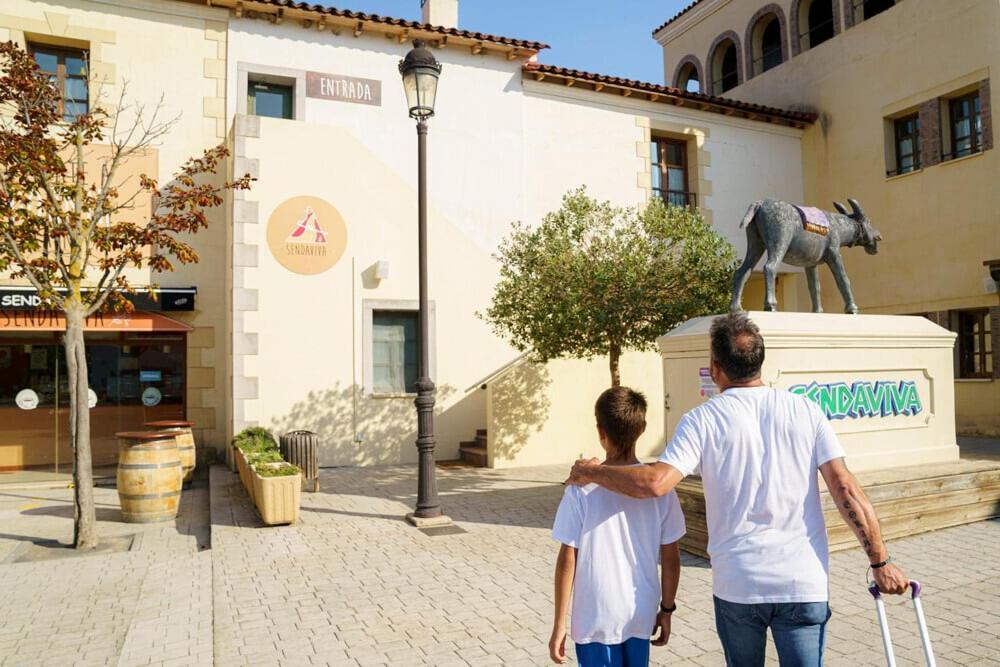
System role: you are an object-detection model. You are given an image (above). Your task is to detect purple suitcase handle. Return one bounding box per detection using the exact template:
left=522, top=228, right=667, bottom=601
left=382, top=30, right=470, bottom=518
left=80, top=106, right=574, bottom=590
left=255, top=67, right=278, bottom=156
left=868, top=580, right=921, bottom=599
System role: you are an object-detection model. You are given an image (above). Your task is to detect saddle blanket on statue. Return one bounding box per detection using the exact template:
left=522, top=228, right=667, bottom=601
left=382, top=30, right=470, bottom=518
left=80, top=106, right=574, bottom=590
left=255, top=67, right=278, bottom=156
left=795, top=205, right=830, bottom=236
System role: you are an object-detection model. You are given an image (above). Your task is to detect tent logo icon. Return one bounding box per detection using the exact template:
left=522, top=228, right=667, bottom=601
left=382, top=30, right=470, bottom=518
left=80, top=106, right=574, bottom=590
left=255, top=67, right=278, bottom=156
left=286, top=207, right=327, bottom=245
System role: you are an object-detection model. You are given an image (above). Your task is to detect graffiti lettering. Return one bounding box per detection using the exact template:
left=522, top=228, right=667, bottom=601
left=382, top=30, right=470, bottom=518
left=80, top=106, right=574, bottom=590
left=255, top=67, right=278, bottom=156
left=788, top=380, right=923, bottom=419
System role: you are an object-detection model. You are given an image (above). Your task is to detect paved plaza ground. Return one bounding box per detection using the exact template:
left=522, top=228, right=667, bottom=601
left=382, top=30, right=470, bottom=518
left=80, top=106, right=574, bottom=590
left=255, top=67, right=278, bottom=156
left=0, top=462, right=998, bottom=666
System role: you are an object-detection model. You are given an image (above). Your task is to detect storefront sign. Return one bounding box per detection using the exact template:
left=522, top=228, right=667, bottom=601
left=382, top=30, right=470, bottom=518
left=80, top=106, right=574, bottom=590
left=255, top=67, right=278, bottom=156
left=15, top=389, right=39, bottom=410
left=789, top=380, right=924, bottom=420
left=0, top=287, right=196, bottom=311
left=266, top=196, right=348, bottom=275
left=306, top=71, right=381, bottom=106
left=0, top=310, right=193, bottom=332
left=142, top=387, right=162, bottom=407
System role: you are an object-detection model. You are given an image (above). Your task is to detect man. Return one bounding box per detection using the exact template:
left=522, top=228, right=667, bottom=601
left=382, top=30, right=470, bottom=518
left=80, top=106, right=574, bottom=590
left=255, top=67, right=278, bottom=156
left=567, top=312, right=909, bottom=666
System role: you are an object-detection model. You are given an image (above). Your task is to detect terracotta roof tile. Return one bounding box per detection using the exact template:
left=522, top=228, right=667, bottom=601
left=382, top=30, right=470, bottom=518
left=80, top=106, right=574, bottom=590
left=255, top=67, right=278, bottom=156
left=522, top=62, right=816, bottom=126
left=216, top=0, right=549, bottom=51
left=653, top=0, right=706, bottom=36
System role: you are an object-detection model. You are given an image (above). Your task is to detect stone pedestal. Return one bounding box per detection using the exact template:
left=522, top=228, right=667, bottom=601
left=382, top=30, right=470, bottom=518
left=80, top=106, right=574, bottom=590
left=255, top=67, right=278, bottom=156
left=657, top=312, right=959, bottom=471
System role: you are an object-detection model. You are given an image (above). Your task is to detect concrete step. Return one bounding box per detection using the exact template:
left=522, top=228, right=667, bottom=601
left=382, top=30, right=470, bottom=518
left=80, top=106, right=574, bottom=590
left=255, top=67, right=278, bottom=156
left=459, top=443, right=487, bottom=467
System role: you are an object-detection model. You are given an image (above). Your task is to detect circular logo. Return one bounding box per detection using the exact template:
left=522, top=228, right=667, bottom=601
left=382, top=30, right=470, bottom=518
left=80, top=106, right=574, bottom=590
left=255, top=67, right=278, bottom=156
left=15, top=389, right=39, bottom=410
left=88, top=388, right=98, bottom=408
left=142, top=387, right=162, bottom=407
left=266, top=196, right=347, bottom=275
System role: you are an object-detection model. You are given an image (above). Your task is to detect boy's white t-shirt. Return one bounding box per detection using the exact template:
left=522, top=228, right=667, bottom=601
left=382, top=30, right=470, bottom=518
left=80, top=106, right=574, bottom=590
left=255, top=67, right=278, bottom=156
left=551, top=471, right=686, bottom=645
left=658, top=386, right=845, bottom=604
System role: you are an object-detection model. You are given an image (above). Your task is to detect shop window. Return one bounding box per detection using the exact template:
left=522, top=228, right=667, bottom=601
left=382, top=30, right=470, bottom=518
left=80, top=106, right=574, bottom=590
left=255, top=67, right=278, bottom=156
left=854, top=0, right=895, bottom=21
left=28, top=43, right=89, bottom=122
left=798, top=0, right=835, bottom=51
left=248, top=80, right=294, bottom=120
left=956, top=309, right=992, bottom=379
left=945, top=92, right=982, bottom=160
left=887, top=113, right=920, bottom=176
left=651, top=138, right=695, bottom=208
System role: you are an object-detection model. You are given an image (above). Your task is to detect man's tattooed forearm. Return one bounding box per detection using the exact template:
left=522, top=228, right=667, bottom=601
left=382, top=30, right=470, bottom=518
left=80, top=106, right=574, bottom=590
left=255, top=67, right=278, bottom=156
left=843, top=500, right=875, bottom=557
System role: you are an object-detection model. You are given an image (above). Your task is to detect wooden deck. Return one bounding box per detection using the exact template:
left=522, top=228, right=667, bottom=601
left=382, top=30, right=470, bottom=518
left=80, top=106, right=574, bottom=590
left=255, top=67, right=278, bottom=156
left=675, top=441, right=1000, bottom=559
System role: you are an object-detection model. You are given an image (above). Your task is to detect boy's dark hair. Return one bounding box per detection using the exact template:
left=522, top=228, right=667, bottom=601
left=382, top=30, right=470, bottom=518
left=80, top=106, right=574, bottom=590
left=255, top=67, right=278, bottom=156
left=594, top=386, right=647, bottom=457
left=710, top=312, right=765, bottom=382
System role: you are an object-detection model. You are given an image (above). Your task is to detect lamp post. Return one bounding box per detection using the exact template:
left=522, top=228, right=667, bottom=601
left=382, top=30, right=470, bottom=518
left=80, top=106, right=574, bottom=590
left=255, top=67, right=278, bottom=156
left=399, top=40, right=449, bottom=526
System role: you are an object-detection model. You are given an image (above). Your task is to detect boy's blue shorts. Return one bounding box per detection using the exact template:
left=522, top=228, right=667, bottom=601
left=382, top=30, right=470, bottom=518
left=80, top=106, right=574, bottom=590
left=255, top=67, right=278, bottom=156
left=575, top=637, right=650, bottom=667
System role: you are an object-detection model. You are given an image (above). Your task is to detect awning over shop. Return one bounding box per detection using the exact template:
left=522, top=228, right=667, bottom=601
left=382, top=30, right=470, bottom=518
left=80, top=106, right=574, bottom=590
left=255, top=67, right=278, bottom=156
left=0, top=310, right=193, bottom=332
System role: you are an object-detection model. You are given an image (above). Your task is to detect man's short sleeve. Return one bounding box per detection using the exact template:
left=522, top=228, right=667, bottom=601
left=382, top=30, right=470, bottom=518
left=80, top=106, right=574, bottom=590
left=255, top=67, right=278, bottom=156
left=659, top=491, right=686, bottom=545
left=551, top=486, right=584, bottom=548
left=813, top=402, right=846, bottom=467
left=658, top=411, right=705, bottom=478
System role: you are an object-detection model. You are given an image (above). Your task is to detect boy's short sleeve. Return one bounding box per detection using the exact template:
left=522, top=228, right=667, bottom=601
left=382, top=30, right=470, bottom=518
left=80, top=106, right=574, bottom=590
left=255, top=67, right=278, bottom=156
left=812, top=401, right=846, bottom=468
left=551, top=486, right=584, bottom=548
left=658, top=411, right=705, bottom=478
left=659, top=491, right=686, bottom=545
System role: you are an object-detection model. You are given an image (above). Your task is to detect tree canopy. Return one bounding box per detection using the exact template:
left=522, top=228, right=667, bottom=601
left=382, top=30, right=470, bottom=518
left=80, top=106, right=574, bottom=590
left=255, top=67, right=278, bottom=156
left=484, top=188, right=735, bottom=385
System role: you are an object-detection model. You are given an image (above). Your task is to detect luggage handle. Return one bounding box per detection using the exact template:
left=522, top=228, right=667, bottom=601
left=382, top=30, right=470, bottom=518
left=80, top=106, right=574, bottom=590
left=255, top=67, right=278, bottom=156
left=867, top=580, right=936, bottom=667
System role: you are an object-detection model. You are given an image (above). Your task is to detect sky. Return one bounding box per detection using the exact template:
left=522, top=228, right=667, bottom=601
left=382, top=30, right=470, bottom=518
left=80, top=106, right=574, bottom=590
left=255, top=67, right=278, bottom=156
left=321, top=1, right=692, bottom=83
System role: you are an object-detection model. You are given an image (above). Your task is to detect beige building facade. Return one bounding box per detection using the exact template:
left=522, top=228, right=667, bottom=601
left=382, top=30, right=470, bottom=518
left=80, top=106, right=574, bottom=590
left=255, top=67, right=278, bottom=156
left=656, top=0, right=1000, bottom=436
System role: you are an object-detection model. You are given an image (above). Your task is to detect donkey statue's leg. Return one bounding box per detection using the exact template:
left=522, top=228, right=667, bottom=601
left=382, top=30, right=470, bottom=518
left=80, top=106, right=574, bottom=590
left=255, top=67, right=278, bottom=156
left=826, top=251, right=859, bottom=314
left=729, top=226, right=766, bottom=312
left=805, top=265, right=823, bottom=313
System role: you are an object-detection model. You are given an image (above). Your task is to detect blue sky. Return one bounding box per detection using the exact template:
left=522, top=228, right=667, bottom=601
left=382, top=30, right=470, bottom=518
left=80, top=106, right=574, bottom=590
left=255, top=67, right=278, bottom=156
left=324, top=1, right=691, bottom=83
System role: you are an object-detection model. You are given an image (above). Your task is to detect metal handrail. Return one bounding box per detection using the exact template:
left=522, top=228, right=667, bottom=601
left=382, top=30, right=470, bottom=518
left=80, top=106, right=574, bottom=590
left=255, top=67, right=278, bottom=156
left=464, top=352, right=530, bottom=392
left=799, top=17, right=836, bottom=41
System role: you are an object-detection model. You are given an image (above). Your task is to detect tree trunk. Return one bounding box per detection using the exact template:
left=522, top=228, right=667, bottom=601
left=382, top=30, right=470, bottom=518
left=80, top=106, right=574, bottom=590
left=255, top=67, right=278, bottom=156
left=64, top=303, right=98, bottom=550
left=609, top=343, right=621, bottom=387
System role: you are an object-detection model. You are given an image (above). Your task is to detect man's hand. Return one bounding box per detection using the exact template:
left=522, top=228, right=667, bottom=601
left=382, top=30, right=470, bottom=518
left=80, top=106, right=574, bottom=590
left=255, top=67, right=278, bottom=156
left=566, top=457, right=600, bottom=486
left=651, top=611, right=672, bottom=647
left=873, top=562, right=909, bottom=595
left=548, top=626, right=568, bottom=664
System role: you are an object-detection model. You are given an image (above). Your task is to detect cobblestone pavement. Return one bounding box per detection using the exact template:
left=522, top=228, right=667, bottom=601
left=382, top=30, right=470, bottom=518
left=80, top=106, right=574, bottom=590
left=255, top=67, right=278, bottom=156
left=1, top=463, right=998, bottom=666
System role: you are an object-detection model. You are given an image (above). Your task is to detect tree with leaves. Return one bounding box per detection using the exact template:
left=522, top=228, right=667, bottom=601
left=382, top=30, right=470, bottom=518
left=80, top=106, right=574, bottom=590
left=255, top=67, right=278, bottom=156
left=485, top=188, right=735, bottom=386
left=0, top=42, right=252, bottom=549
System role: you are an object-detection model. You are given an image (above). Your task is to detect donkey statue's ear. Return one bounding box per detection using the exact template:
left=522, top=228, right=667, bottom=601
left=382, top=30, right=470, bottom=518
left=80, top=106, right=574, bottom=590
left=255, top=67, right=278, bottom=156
left=848, top=198, right=865, bottom=218
left=833, top=201, right=850, bottom=215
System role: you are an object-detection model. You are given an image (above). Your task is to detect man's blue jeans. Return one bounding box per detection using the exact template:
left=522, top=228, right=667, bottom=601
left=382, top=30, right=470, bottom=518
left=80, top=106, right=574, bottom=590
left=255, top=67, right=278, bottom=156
left=713, top=596, right=831, bottom=666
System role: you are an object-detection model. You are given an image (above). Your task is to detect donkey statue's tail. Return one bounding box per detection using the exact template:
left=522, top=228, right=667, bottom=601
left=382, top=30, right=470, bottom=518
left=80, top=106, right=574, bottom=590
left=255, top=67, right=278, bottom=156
left=739, top=200, right=763, bottom=229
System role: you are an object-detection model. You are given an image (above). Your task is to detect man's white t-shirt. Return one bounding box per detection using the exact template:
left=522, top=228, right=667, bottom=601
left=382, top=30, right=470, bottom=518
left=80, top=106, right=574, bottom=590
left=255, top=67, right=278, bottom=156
left=659, top=386, right=845, bottom=604
left=552, top=469, right=686, bottom=645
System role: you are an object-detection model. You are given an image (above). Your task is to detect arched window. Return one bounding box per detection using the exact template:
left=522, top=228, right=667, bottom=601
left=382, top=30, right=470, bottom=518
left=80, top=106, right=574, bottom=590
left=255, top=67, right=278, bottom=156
left=675, top=61, right=701, bottom=93
left=750, top=13, right=785, bottom=76
left=804, top=0, right=835, bottom=49
left=711, top=40, right=739, bottom=94
left=857, top=0, right=895, bottom=21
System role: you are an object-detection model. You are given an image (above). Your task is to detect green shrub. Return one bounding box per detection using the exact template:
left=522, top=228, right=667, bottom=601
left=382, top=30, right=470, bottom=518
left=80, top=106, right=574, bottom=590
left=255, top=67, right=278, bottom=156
left=254, top=462, right=301, bottom=478
left=234, top=426, right=278, bottom=453
left=247, top=450, right=284, bottom=465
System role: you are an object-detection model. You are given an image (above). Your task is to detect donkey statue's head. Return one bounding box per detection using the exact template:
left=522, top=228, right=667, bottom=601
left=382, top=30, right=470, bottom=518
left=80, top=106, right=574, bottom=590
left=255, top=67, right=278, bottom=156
left=834, top=198, right=883, bottom=255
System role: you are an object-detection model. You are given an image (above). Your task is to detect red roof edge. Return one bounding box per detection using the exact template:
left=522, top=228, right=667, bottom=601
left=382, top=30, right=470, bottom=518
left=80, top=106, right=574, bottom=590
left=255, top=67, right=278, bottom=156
left=522, top=63, right=817, bottom=126
left=652, top=0, right=706, bottom=37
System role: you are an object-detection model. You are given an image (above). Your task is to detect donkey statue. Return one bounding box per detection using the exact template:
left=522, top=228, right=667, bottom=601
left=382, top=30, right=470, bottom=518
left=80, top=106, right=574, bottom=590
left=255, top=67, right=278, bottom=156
left=729, top=198, right=882, bottom=314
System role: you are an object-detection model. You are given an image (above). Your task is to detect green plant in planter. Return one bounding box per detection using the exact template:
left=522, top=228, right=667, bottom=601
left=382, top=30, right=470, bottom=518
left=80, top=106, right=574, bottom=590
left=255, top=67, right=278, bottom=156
left=254, top=462, right=301, bottom=478
left=248, top=450, right=284, bottom=466
left=234, top=426, right=278, bottom=453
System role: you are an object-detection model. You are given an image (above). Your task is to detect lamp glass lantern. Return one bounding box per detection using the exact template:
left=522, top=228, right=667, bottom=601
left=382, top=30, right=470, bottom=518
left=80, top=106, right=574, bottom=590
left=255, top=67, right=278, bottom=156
left=399, top=39, right=442, bottom=119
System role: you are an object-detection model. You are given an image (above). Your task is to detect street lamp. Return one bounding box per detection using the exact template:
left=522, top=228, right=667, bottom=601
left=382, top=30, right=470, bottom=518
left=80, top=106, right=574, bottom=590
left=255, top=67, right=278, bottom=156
left=399, top=40, right=449, bottom=526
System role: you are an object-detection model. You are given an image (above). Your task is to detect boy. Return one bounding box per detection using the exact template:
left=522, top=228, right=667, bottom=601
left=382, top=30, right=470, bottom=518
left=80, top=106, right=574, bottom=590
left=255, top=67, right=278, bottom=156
left=549, top=386, right=685, bottom=666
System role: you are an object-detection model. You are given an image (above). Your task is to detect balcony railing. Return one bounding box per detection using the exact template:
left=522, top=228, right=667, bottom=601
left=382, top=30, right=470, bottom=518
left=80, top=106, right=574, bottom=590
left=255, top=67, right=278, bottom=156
left=655, top=189, right=697, bottom=208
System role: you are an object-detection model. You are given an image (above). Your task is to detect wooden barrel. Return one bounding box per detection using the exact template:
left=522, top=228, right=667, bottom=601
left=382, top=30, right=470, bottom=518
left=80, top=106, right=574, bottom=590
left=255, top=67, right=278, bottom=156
left=116, top=431, right=182, bottom=523
left=145, top=420, right=196, bottom=483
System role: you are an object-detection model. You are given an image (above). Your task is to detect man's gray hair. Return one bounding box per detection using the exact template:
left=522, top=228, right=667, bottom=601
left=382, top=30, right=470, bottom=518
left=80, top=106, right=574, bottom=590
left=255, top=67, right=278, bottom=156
left=710, top=313, right=765, bottom=382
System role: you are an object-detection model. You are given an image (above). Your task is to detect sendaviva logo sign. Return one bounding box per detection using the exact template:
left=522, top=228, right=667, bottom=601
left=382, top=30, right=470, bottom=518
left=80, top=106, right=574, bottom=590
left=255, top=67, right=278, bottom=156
left=789, top=380, right=924, bottom=420
left=266, top=196, right=347, bottom=275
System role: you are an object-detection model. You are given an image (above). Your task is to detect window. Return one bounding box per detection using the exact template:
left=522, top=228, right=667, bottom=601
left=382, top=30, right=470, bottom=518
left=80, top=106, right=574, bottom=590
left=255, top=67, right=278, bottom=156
left=676, top=62, right=701, bottom=93
left=29, top=44, right=89, bottom=121
left=854, top=0, right=895, bottom=21
left=752, top=16, right=783, bottom=75
left=957, top=309, right=992, bottom=379
left=890, top=114, right=920, bottom=175
left=947, top=92, right=982, bottom=160
left=802, top=0, right=835, bottom=50
left=651, top=138, right=695, bottom=207
left=372, top=311, right=419, bottom=393
left=712, top=41, right=739, bottom=94
left=248, top=80, right=293, bottom=119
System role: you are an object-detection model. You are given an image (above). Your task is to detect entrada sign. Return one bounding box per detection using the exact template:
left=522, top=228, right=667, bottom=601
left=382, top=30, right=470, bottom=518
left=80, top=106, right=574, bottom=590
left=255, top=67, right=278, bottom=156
left=789, top=380, right=923, bottom=419
left=306, top=71, right=381, bottom=106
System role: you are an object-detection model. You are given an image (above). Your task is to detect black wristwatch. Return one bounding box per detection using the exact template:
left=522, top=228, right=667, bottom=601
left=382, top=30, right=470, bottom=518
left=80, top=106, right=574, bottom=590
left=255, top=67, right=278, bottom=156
left=660, top=602, right=677, bottom=614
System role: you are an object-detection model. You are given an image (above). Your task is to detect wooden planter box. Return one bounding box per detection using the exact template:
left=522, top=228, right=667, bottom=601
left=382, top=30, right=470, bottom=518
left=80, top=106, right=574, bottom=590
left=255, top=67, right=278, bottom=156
left=250, top=468, right=301, bottom=525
